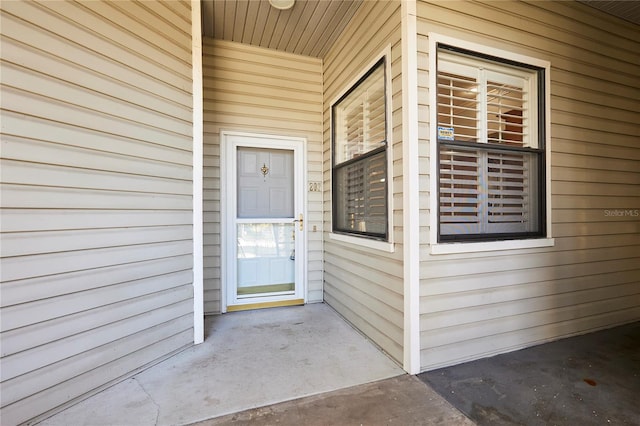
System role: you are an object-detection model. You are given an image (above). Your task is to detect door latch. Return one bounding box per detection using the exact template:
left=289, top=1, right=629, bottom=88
left=293, top=213, right=303, bottom=231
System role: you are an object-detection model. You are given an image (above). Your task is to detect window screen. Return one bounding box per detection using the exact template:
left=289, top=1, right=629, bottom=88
left=332, top=59, right=388, bottom=240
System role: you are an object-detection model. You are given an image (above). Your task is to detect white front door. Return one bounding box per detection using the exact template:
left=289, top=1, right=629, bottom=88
left=222, top=132, right=306, bottom=311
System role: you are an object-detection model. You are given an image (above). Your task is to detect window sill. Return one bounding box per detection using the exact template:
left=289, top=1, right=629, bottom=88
left=430, top=238, right=555, bottom=255
left=329, top=232, right=395, bottom=253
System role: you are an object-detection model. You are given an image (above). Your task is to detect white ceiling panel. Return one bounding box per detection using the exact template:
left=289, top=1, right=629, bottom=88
left=201, top=0, right=363, bottom=58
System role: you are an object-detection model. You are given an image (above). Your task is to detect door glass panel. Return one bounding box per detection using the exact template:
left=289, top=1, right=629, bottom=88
left=237, top=223, right=295, bottom=297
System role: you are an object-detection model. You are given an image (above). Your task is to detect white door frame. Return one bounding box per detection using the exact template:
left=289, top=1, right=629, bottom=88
left=221, top=130, right=307, bottom=312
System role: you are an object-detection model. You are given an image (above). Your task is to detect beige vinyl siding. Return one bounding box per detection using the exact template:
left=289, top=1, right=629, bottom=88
left=0, top=1, right=193, bottom=424
left=417, top=0, right=640, bottom=371
left=322, top=0, right=404, bottom=364
left=202, top=38, right=323, bottom=314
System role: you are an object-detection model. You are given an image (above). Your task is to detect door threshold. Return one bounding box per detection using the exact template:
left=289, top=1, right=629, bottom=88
left=227, top=299, right=304, bottom=312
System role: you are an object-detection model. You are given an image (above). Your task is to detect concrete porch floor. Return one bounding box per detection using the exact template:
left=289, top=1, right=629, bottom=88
left=39, top=303, right=449, bottom=425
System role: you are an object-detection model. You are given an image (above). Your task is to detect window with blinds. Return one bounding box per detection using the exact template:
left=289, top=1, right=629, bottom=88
left=437, top=46, right=545, bottom=241
left=332, top=58, right=388, bottom=239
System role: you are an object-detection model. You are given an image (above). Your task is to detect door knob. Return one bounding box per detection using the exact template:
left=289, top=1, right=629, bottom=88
left=292, top=214, right=303, bottom=231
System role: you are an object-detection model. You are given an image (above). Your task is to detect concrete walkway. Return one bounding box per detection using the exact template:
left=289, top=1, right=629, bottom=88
left=40, top=303, right=424, bottom=425
left=194, top=374, right=475, bottom=426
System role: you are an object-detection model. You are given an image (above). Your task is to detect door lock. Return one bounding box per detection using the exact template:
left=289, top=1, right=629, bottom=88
left=293, top=214, right=303, bottom=231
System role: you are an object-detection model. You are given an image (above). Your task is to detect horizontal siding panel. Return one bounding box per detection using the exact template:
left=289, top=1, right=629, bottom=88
left=421, top=247, right=637, bottom=280
left=552, top=152, right=639, bottom=173
left=0, top=209, right=191, bottom=233
left=203, top=79, right=321, bottom=103
left=324, top=284, right=403, bottom=363
left=552, top=109, right=639, bottom=137
left=551, top=68, right=639, bottom=107
left=206, top=90, right=320, bottom=114
left=420, top=308, right=640, bottom=370
left=551, top=81, right=639, bottom=114
left=204, top=55, right=321, bottom=84
left=136, top=0, right=192, bottom=37
left=1, top=225, right=192, bottom=258
left=421, top=270, right=639, bottom=314
left=552, top=96, right=640, bottom=127
left=2, top=1, right=190, bottom=90
left=0, top=184, right=192, bottom=210
left=40, top=1, right=191, bottom=75
left=552, top=222, right=639, bottom=237
left=0, top=159, right=191, bottom=196
left=422, top=259, right=639, bottom=297
left=205, top=39, right=321, bottom=72
left=204, top=101, right=320, bottom=124
left=552, top=166, right=640, bottom=185
left=204, top=114, right=322, bottom=134
left=1, top=240, right=192, bottom=283
left=324, top=253, right=403, bottom=313
left=553, top=181, right=639, bottom=196
left=2, top=135, right=191, bottom=181
left=204, top=66, right=320, bottom=93
left=78, top=1, right=191, bottom=62
left=1, top=15, right=190, bottom=106
left=1, top=322, right=192, bottom=425
left=2, top=87, right=191, bottom=151
left=552, top=194, right=640, bottom=209
left=1, top=256, right=192, bottom=307
left=421, top=283, right=640, bottom=333
left=1, top=112, right=192, bottom=166
left=1, top=271, right=193, bottom=337
left=1, top=38, right=191, bottom=122
left=1, top=297, right=192, bottom=382
left=553, top=139, right=640, bottom=161
left=2, top=63, right=191, bottom=136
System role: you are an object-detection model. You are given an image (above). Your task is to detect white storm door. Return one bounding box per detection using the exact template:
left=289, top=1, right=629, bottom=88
left=223, top=133, right=306, bottom=310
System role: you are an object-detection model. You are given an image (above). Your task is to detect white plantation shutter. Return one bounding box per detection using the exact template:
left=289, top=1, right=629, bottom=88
left=335, top=65, right=386, bottom=164
left=486, top=150, right=538, bottom=233
left=486, top=69, right=531, bottom=147
left=437, top=59, right=479, bottom=142
left=437, top=47, right=543, bottom=240
left=439, top=147, right=481, bottom=235
left=366, top=83, right=386, bottom=145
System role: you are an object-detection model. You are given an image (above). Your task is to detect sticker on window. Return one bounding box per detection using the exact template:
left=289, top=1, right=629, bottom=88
left=438, top=126, right=455, bottom=141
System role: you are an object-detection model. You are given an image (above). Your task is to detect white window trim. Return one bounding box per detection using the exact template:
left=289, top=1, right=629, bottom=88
left=329, top=232, right=394, bottom=252
left=428, top=33, right=554, bottom=255
left=329, top=45, right=394, bottom=251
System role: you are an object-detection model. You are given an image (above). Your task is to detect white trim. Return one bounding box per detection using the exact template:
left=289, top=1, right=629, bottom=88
left=329, top=232, right=394, bottom=253
left=428, top=32, right=553, bottom=251
left=329, top=45, right=394, bottom=248
left=191, top=0, right=204, bottom=345
left=431, top=238, right=555, bottom=255
left=221, top=130, right=307, bottom=310
left=401, top=0, right=420, bottom=375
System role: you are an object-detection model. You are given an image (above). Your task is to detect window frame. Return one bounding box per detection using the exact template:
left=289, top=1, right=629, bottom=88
left=331, top=54, right=391, bottom=242
left=429, top=33, right=554, bottom=254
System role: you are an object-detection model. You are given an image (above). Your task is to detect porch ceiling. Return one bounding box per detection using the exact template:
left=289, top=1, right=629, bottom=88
left=201, top=0, right=362, bottom=58
left=579, top=1, right=640, bottom=26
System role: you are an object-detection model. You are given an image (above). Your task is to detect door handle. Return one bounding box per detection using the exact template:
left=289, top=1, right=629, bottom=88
left=293, top=213, right=303, bottom=231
